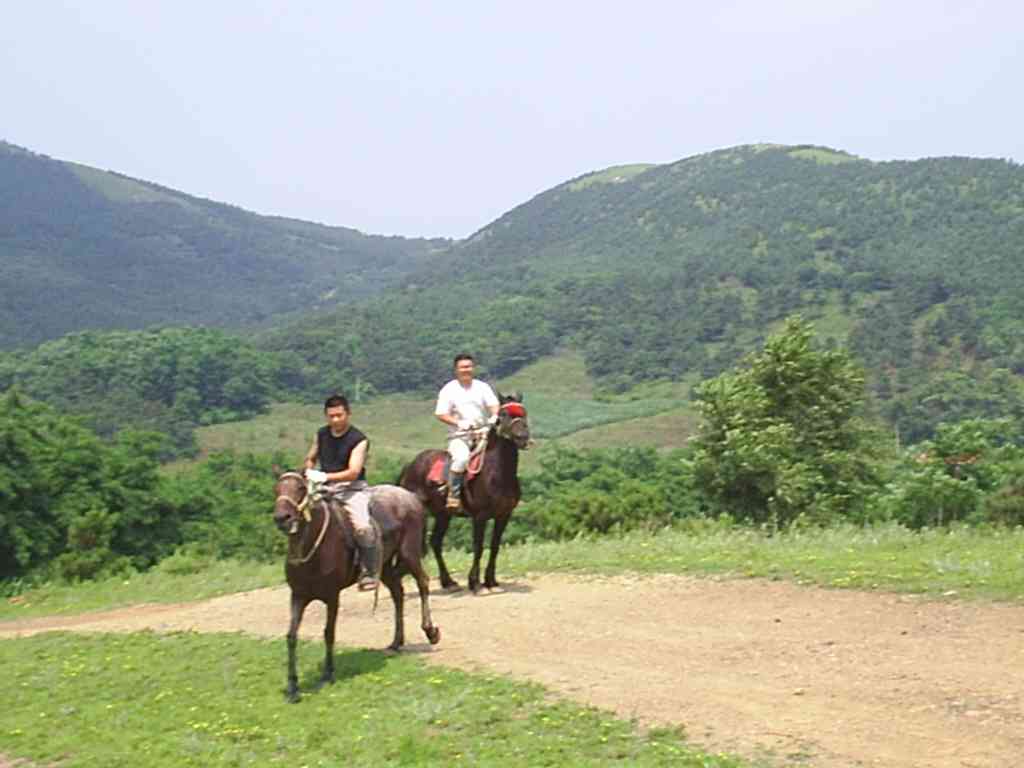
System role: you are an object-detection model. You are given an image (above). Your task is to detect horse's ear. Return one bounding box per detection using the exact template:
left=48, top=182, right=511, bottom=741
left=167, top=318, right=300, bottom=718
left=511, top=391, right=523, bottom=403
left=272, top=463, right=282, bottom=476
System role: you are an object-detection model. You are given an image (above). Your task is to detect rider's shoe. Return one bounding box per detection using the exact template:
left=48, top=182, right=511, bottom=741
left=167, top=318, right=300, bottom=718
left=356, top=534, right=379, bottom=591
left=445, top=472, right=464, bottom=511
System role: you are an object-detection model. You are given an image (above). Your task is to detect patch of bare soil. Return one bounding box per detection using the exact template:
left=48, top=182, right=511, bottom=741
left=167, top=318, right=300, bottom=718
left=3, top=574, right=1023, bottom=767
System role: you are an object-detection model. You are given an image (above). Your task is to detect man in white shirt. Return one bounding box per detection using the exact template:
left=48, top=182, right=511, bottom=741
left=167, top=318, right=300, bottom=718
left=434, top=354, right=500, bottom=510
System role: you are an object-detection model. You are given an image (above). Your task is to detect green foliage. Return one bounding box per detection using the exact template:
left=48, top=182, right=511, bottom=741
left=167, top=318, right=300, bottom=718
left=0, top=389, right=181, bottom=581
left=692, top=317, right=880, bottom=527
left=872, top=418, right=1024, bottom=529
left=510, top=445, right=700, bottom=543
left=882, top=369, right=1024, bottom=447
left=160, top=450, right=289, bottom=563
left=0, top=327, right=302, bottom=456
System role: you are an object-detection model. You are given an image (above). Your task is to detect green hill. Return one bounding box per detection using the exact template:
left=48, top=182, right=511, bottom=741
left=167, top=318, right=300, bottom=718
left=5, top=142, right=1024, bottom=447
left=261, top=144, right=1024, bottom=442
left=0, top=141, right=448, bottom=349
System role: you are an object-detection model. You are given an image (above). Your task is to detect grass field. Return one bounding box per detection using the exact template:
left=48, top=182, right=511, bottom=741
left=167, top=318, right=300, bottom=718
left=170, top=352, right=695, bottom=475
left=4, top=523, right=1022, bottom=623
left=0, top=631, right=745, bottom=768
left=5, top=523, right=1022, bottom=767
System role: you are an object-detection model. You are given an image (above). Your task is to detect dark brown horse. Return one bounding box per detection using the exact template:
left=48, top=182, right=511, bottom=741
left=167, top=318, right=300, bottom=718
left=272, top=472, right=441, bottom=702
left=398, top=393, right=529, bottom=593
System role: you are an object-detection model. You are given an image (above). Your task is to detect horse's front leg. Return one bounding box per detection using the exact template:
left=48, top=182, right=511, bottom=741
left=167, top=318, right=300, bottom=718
left=467, top=516, right=487, bottom=593
left=431, top=511, right=459, bottom=590
left=286, top=592, right=310, bottom=703
left=383, top=568, right=406, bottom=651
left=483, top=514, right=510, bottom=589
left=318, top=593, right=339, bottom=688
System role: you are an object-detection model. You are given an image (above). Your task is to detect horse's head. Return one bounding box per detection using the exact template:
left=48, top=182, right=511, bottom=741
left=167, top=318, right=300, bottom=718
left=273, top=470, right=310, bottom=536
left=495, top=392, right=530, bottom=450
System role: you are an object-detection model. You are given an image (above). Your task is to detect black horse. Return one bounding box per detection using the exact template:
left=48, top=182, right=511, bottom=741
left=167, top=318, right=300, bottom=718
left=398, top=393, right=529, bottom=593
left=272, top=472, right=441, bottom=702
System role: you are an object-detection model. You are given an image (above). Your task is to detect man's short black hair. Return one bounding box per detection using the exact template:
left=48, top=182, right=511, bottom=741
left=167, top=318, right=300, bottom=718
left=453, top=353, right=474, bottom=366
left=324, top=394, right=351, bottom=412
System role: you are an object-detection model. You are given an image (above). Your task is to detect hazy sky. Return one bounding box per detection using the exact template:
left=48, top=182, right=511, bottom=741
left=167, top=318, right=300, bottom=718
left=4, top=2, right=1022, bottom=238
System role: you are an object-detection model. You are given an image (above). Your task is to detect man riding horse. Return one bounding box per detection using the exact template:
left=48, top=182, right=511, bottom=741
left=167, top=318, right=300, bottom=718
left=303, top=393, right=378, bottom=591
left=434, top=354, right=500, bottom=511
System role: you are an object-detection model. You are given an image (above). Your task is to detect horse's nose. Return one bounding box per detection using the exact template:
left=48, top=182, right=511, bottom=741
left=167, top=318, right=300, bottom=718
left=272, top=506, right=292, bottom=531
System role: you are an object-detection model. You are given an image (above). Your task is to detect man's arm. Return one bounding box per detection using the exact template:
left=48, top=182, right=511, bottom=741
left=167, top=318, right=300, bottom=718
left=303, top=436, right=319, bottom=470
left=435, top=384, right=462, bottom=428
left=323, top=439, right=368, bottom=483
left=436, top=412, right=461, bottom=428
left=482, top=382, right=500, bottom=419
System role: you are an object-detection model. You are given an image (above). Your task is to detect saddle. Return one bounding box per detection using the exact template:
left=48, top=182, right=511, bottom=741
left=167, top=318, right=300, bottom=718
left=426, top=436, right=487, bottom=487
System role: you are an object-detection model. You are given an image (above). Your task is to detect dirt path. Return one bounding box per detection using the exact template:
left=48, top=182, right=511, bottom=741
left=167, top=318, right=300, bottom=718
left=3, top=573, right=1023, bottom=767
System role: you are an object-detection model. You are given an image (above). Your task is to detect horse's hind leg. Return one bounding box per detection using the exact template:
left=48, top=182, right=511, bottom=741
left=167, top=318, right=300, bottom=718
left=412, top=560, right=440, bottom=645
left=384, top=567, right=405, bottom=651
left=483, top=515, right=510, bottom=589
left=400, top=536, right=440, bottom=645
left=431, top=511, right=459, bottom=590
left=286, top=592, right=310, bottom=703
left=318, top=593, right=339, bottom=689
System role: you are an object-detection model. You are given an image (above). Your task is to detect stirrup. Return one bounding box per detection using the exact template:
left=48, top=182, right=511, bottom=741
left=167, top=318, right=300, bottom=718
left=445, top=493, right=462, bottom=511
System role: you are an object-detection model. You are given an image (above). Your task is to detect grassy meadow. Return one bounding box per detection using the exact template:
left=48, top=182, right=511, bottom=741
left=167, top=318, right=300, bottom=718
left=1, top=631, right=745, bottom=768
left=4, top=523, right=1022, bottom=624
left=3, top=525, right=1022, bottom=767
left=169, top=352, right=695, bottom=475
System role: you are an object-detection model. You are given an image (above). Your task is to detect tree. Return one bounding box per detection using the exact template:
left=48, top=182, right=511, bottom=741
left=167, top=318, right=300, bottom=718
left=692, top=316, right=879, bottom=528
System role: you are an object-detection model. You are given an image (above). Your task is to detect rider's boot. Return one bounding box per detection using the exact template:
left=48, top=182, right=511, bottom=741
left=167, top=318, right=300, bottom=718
left=445, top=471, right=464, bottom=511
left=355, top=529, right=380, bottom=591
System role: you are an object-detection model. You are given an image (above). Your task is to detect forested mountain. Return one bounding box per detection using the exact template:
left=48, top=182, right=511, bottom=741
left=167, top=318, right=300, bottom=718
left=5, top=142, right=1024, bottom=448
left=0, top=141, right=448, bottom=349
left=263, top=144, right=1024, bottom=443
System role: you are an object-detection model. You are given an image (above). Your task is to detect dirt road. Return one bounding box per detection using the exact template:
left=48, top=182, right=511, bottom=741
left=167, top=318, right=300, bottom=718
left=3, top=573, right=1022, bottom=767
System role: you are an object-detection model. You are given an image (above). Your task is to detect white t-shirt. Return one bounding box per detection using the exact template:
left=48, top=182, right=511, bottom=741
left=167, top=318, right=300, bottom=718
left=435, top=378, right=499, bottom=433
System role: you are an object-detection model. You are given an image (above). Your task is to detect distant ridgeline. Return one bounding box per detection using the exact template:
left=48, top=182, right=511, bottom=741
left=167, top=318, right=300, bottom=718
left=263, top=145, right=1024, bottom=443
left=0, top=141, right=448, bottom=349
left=4, top=141, right=1024, bottom=446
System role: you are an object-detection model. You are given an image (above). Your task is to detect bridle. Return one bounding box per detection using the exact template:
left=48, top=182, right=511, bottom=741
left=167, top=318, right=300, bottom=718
left=495, top=402, right=529, bottom=448
left=276, top=471, right=311, bottom=521
left=276, top=471, right=330, bottom=565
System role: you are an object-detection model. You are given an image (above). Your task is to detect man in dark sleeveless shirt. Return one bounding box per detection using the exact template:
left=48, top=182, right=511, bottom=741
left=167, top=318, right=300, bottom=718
left=303, top=393, right=378, bottom=590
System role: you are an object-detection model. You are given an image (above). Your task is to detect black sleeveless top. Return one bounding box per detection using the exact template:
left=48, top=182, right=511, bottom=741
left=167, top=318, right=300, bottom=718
left=316, top=425, right=368, bottom=479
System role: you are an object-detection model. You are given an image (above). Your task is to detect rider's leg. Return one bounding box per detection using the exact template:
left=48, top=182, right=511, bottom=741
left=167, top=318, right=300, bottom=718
left=345, top=490, right=379, bottom=591
left=446, top=438, right=471, bottom=510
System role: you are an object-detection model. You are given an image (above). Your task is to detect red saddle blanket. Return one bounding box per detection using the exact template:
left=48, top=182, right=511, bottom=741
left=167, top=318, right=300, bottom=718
left=426, top=450, right=485, bottom=485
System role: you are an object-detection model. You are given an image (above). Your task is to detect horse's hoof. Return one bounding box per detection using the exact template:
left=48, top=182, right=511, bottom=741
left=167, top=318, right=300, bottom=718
left=386, top=642, right=402, bottom=653
left=286, top=691, right=301, bottom=704
left=316, top=675, right=334, bottom=690
left=484, top=580, right=500, bottom=590
left=427, top=626, right=441, bottom=645
left=443, top=582, right=463, bottom=593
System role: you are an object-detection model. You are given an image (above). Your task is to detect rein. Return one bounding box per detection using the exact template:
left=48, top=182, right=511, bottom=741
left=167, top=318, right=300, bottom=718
left=288, top=502, right=331, bottom=565
left=277, top=472, right=330, bottom=565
